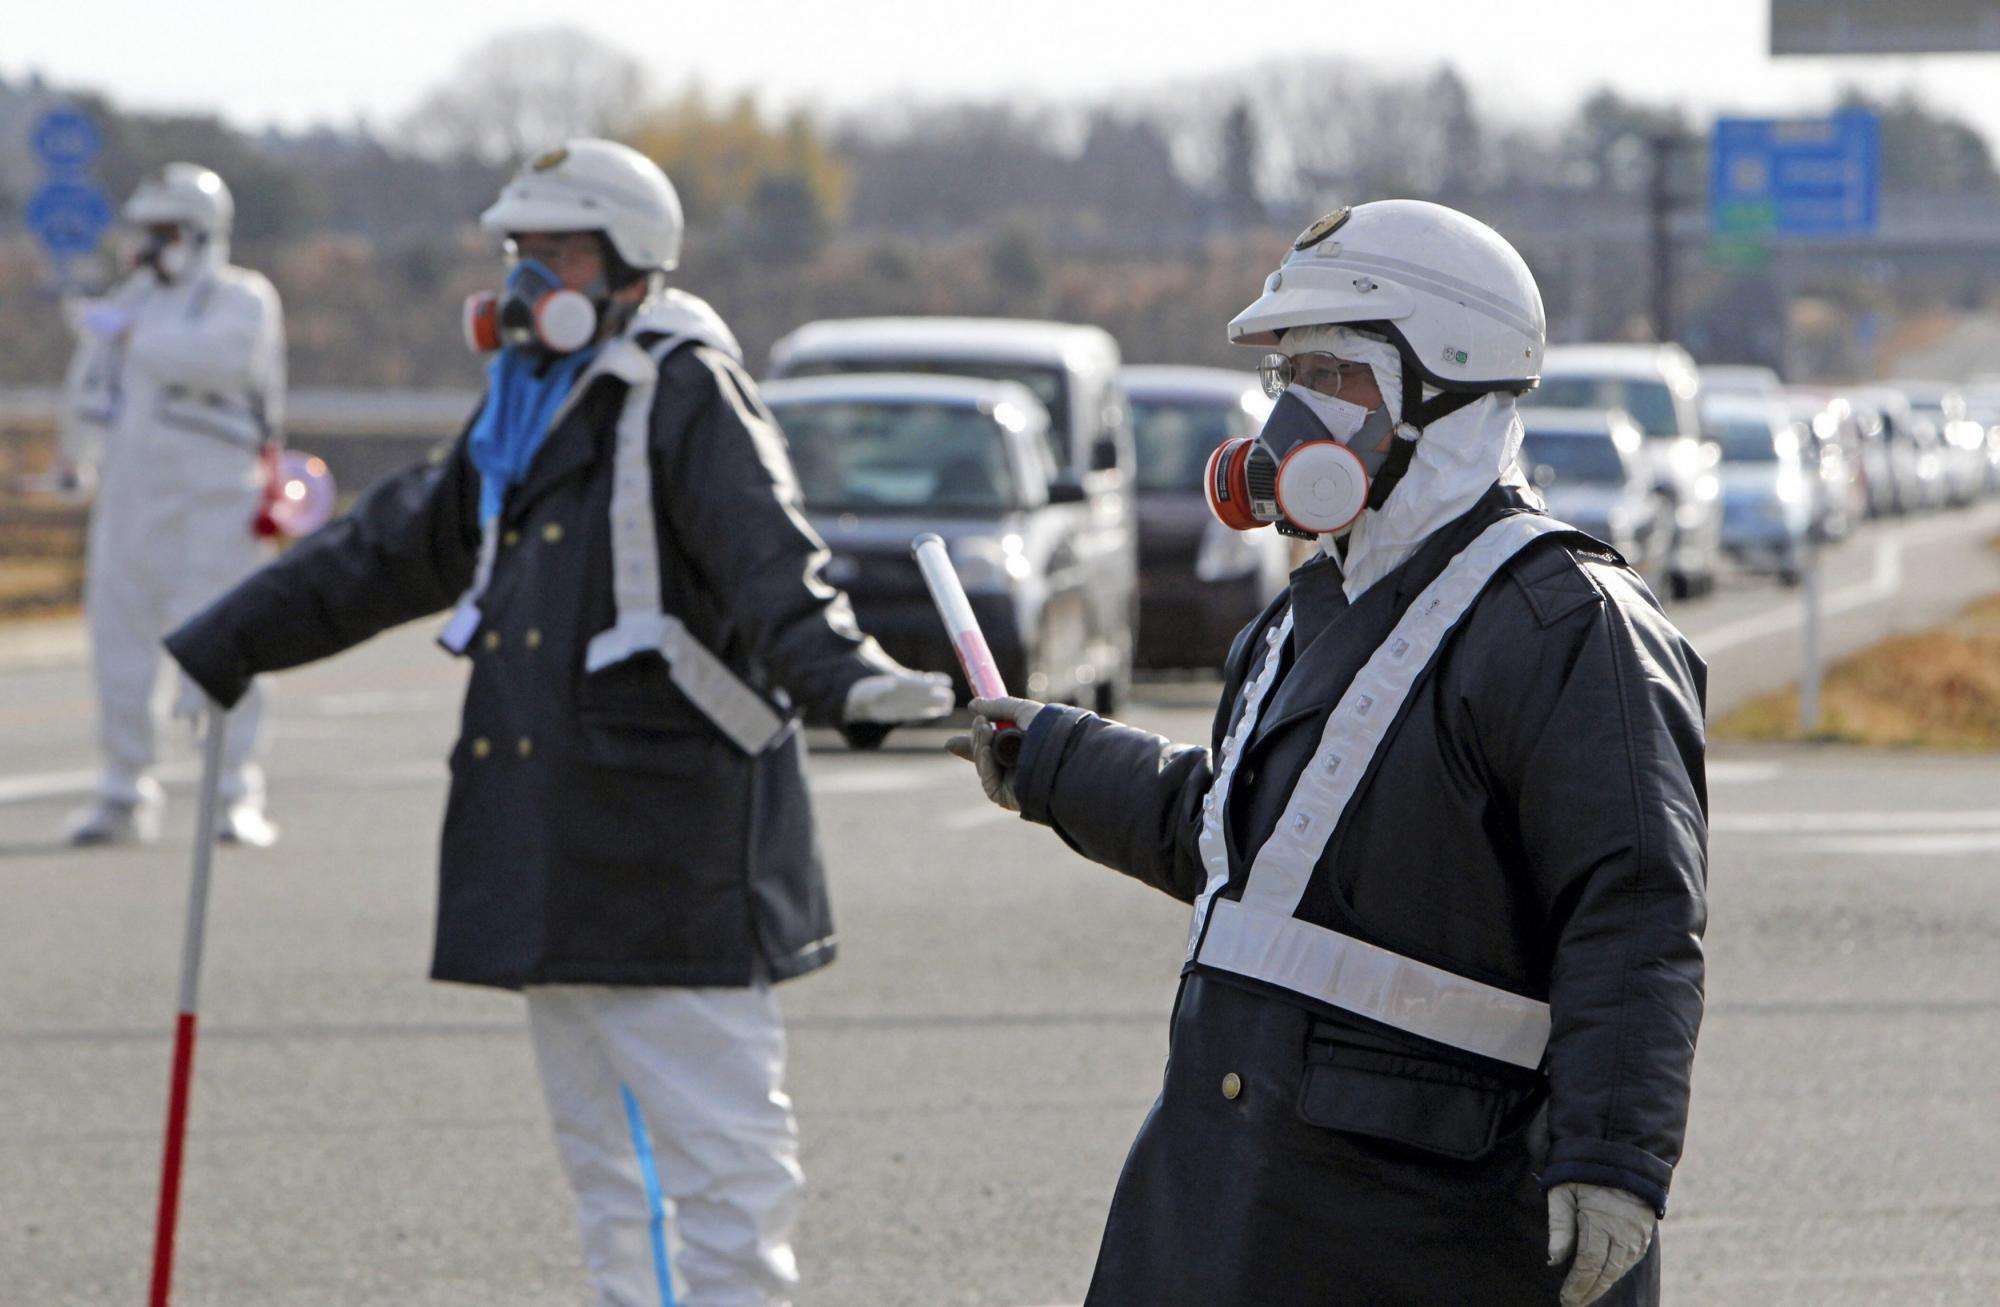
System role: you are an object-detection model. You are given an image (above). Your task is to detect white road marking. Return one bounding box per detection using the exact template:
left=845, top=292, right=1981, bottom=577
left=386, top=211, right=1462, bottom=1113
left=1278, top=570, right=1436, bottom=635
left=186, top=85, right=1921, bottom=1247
left=811, top=764, right=950, bottom=795
left=1707, top=761, right=1783, bottom=783
left=1714, top=809, right=2000, bottom=833
left=940, top=805, right=1015, bottom=830
left=302, top=688, right=459, bottom=716
left=1804, top=832, right=2000, bottom=857
left=1689, top=535, right=1902, bottom=655
left=0, top=761, right=197, bottom=806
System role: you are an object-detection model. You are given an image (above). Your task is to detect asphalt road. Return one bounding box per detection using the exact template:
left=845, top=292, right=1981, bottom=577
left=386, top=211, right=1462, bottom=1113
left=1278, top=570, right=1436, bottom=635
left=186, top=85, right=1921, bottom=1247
left=4, top=504, right=1999, bottom=1305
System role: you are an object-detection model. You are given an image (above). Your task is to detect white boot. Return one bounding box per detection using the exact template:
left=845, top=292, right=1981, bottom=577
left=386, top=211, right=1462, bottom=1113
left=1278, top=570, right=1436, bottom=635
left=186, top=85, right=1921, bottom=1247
left=66, top=778, right=165, bottom=846
left=217, top=800, right=279, bottom=848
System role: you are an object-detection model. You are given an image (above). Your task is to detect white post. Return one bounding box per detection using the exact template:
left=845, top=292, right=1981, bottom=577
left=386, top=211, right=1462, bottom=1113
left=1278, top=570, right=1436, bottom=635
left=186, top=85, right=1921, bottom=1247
left=1799, top=521, right=1823, bottom=736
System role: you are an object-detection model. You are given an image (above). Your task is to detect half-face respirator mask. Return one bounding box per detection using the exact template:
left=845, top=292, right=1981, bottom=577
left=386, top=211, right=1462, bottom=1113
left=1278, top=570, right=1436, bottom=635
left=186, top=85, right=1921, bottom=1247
left=1204, top=353, right=1402, bottom=539
left=132, top=225, right=197, bottom=282
left=463, top=256, right=602, bottom=356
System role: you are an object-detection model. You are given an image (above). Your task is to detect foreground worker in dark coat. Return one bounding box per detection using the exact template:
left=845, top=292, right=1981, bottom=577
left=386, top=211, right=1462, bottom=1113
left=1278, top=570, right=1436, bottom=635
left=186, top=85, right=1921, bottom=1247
left=951, top=201, right=1707, bottom=1306
left=167, top=140, right=951, bottom=1306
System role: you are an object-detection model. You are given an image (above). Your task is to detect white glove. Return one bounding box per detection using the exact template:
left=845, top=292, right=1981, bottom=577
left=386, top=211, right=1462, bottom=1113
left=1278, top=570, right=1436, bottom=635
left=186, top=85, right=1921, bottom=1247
left=843, top=670, right=954, bottom=725
left=172, top=674, right=215, bottom=725
left=1547, top=1183, right=1656, bottom=1307
left=944, top=695, right=1046, bottom=812
left=82, top=303, right=135, bottom=340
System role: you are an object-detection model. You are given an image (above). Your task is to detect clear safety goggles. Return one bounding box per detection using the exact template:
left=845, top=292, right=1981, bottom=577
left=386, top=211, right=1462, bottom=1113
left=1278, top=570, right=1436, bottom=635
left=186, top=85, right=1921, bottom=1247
left=1258, top=351, right=1374, bottom=402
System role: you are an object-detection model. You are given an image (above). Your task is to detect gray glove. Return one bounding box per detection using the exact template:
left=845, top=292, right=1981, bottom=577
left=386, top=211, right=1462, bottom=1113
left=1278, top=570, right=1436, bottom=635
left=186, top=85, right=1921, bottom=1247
left=844, top=670, right=954, bottom=725
left=943, top=695, right=1046, bottom=812
left=1548, top=1183, right=1656, bottom=1306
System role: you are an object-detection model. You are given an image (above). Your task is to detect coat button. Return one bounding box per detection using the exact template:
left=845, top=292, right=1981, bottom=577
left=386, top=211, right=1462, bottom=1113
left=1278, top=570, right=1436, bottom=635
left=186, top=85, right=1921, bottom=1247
left=482, top=630, right=501, bottom=651
left=516, top=737, right=533, bottom=759
left=501, top=529, right=520, bottom=547
left=470, top=737, right=491, bottom=760
left=524, top=627, right=542, bottom=649
left=1220, top=1072, right=1242, bottom=1101
left=542, top=522, right=564, bottom=543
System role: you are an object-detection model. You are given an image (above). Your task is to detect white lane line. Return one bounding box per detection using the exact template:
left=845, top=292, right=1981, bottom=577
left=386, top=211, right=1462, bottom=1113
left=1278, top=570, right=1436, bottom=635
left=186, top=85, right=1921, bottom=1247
left=1708, top=761, right=1783, bottom=783
left=940, top=805, right=1015, bottom=831
left=0, top=761, right=197, bottom=806
left=811, top=765, right=950, bottom=795
left=1804, top=832, right=2000, bottom=856
left=1714, top=809, right=2000, bottom=833
left=1688, top=536, right=1901, bottom=655
left=301, top=688, right=459, bottom=717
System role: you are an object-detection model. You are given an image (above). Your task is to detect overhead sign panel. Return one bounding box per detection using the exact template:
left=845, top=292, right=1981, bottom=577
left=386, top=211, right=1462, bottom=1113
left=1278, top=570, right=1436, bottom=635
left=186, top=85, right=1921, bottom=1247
left=1771, top=0, right=2000, bottom=55
left=1709, top=111, right=1881, bottom=239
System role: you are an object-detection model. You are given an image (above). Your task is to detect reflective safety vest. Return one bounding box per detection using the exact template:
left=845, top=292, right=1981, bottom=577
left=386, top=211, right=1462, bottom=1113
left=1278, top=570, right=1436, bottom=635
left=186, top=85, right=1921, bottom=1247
left=1188, top=513, right=1570, bottom=1070
left=439, top=326, right=789, bottom=758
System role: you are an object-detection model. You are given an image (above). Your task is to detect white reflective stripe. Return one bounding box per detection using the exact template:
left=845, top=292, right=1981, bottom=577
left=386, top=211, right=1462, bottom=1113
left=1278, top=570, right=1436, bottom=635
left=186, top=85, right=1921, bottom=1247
left=1237, top=514, right=1568, bottom=916
left=438, top=343, right=640, bottom=654
left=1187, top=608, right=1294, bottom=960
left=438, top=518, right=503, bottom=654
left=1200, top=898, right=1551, bottom=1068
left=581, top=333, right=789, bottom=757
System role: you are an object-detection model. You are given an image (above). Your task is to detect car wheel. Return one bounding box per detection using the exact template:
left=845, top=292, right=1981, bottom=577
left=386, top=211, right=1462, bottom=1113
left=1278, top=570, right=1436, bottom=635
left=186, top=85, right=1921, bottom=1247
left=1668, top=571, right=1693, bottom=601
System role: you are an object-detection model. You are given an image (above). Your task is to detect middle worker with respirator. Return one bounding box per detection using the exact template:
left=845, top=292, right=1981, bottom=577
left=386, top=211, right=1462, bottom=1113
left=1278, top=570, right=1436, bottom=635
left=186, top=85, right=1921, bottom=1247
left=165, top=139, right=953, bottom=1307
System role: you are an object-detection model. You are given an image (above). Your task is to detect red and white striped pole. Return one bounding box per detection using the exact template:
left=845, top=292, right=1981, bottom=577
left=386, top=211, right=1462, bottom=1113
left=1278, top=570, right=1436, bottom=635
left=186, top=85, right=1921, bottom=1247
left=148, top=704, right=228, bottom=1307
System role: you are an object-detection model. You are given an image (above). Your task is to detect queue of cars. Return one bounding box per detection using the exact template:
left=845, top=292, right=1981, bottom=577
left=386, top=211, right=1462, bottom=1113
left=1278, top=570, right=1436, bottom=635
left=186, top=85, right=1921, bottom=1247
left=753, top=315, right=1996, bottom=694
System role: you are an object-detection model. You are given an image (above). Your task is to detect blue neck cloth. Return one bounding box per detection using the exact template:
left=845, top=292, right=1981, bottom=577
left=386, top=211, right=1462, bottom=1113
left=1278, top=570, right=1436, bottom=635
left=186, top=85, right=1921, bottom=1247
left=468, top=345, right=600, bottom=522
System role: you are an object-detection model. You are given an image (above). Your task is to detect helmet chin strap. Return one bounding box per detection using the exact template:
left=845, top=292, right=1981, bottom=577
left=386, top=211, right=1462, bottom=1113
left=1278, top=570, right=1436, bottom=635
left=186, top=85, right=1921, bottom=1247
left=1364, top=350, right=1480, bottom=512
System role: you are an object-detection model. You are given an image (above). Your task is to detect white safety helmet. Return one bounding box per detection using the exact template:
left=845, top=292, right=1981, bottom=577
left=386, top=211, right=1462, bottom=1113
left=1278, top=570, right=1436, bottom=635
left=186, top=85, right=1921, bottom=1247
left=122, top=162, right=233, bottom=240
left=480, top=139, right=684, bottom=272
left=1229, top=199, right=1544, bottom=394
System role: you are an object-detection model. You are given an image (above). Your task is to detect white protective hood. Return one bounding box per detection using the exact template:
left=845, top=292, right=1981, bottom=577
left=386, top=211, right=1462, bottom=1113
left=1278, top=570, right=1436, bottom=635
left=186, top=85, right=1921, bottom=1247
left=1284, top=324, right=1527, bottom=600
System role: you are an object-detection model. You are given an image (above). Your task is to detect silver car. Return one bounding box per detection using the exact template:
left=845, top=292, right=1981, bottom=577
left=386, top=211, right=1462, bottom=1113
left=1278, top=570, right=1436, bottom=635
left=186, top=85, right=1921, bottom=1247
left=762, top=373, right=1111, bottom=708
left=1518, top=408, right=1662, bottom=570
left=1703, top=396, right=1814, bottom=585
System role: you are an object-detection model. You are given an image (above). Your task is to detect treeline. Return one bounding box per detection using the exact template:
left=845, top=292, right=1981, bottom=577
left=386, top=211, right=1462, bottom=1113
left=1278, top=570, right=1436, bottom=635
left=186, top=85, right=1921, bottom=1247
left=0, top=25, right=1995, bottom=387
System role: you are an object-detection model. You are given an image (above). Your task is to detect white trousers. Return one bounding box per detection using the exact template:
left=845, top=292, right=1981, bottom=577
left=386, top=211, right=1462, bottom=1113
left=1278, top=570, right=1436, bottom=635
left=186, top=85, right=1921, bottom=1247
left=84, top=466, right=268, bottom=806
left=526, top=985, right=802, bottom=1307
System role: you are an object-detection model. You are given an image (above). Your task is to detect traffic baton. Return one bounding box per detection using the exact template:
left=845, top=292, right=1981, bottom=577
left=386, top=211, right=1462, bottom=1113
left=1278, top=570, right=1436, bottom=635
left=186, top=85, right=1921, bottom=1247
left=912, top=533, right=1025, bottom=767
left=148, top=703, right=228, bottom=1307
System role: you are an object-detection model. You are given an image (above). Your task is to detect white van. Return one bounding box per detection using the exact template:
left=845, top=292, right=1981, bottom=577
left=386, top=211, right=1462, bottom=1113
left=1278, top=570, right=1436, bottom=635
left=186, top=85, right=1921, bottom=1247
left=768, top=317, right=1137, bottom=712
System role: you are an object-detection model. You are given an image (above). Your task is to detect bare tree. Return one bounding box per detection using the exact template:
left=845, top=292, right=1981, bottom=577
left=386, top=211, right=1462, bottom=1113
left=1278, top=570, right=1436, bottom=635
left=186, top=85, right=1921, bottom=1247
left=402, top=25, right=650, bottom=165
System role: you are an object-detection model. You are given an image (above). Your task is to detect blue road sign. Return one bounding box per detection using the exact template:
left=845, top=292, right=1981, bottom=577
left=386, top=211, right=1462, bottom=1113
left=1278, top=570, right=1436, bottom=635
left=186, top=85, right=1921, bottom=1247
left=26, top=179, right=115, bottom=256
left=30, top=105, right=103, bottom=174
left=1709, top=110, right=1881, bottom=238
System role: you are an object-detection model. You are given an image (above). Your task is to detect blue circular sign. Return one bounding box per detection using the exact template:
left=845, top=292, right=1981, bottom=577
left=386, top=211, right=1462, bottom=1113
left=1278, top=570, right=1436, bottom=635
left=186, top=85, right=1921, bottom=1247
left=26, top=179, right=115, bottom=256
left=31, top=106, right=103, bottom=173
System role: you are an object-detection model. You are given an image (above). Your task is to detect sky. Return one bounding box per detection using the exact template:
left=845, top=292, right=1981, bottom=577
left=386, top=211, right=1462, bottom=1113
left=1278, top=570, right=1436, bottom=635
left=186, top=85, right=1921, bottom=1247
left=7, top=0, right=2000, bottom=146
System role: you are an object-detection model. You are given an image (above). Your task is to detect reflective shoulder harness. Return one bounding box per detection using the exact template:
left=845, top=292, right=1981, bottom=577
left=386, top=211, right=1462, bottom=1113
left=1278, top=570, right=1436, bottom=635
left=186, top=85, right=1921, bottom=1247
left=440, top=329, right=788, bottom=758
left=1192, top=513, right=1570, bottom=1069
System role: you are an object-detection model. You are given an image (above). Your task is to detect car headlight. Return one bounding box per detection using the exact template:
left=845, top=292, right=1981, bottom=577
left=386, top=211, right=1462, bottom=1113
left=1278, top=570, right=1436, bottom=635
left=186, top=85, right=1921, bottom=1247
left=1196, top=522, right=1266, bottom=581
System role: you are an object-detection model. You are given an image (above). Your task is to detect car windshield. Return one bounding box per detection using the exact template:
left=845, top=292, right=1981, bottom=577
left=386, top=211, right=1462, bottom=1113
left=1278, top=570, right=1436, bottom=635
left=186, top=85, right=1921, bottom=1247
left=1521, top=432, right=1628, bottom=484
left=783, top=358, right=1070, bottom=465
left=771, top=400, right=1017, bottom=515
left=1708, top=416, right=1782, bottom=463
left=1529, top=376, right=1680, bottom=438
left=1130, top=397, right=1249, bottom=492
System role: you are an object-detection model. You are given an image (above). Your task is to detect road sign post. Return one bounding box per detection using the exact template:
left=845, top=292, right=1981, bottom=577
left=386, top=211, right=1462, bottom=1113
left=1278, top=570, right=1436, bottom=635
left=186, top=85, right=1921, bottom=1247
left=25, top=105, right=112, bottom=293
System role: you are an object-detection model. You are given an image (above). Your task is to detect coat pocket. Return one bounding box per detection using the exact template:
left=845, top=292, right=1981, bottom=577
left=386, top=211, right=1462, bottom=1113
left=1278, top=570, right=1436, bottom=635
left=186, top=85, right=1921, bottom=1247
left=1296, top=1033, right=1530, bottom=1162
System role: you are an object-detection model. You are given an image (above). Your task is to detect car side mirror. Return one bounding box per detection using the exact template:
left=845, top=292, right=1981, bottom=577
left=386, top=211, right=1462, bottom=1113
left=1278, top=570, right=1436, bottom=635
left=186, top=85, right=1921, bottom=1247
left=1047, top=476, right=1089, bottom=505
left=1089, top=436, right=1120, bottom=472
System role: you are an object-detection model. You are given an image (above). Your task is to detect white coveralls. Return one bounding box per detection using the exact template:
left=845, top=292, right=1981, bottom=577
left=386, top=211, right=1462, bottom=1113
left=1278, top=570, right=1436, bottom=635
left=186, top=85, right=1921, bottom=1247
left=60, top=247, right=284, bottom=812
left=528, top=986, right=802, bottom=1307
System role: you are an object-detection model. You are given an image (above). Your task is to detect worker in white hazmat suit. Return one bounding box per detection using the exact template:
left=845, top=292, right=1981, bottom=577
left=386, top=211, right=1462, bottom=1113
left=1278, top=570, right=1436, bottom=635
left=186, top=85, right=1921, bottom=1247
left=59, top=163, right=285, bottom=847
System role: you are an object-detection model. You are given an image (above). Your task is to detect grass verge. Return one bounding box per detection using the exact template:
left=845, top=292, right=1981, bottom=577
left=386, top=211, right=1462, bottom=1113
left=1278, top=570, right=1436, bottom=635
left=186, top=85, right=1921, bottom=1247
left=1713, top=594, right=2000, bottom=749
